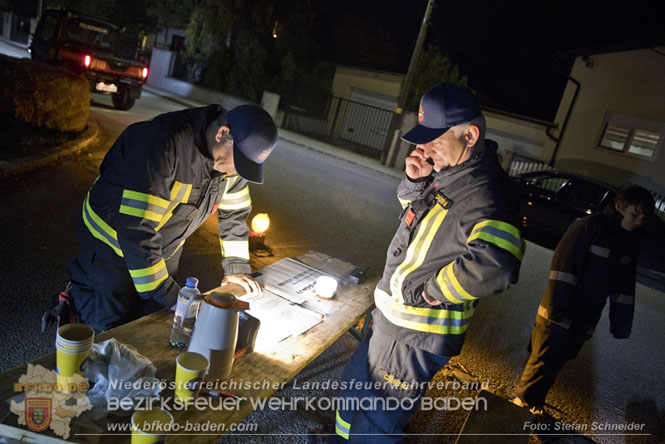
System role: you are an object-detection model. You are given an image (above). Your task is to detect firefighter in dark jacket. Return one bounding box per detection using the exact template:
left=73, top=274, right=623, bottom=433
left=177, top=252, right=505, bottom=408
left=68, top=104, right=278, bottom=332
left=324, top=84, right=523, bottom=443
left=512, top=186, right=655, bottom=415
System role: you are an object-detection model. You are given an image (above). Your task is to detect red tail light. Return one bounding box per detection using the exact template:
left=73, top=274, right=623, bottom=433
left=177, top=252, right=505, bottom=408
left=83, top=55, right=91, bottom=68
left=141, top=67, right=149, bottom=79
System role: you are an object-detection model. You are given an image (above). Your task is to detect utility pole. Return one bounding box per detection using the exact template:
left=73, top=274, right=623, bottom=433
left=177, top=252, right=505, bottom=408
left=381, top=0, right=436, bottom=166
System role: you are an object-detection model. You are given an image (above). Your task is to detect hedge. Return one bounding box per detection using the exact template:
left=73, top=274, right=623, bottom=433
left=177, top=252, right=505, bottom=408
left=0, top=54, right=89, bottom=132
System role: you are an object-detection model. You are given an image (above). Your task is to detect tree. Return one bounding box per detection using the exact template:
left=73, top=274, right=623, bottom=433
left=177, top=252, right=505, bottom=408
left=146, top=0, right=196, bottom=30
left=183, top=0, right=315, bottom=102
left=406, top=45, right=469, bottom=110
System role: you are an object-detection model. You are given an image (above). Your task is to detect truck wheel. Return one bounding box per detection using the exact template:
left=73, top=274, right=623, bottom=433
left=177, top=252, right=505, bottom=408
left=112, top=87, right=135, bottom=110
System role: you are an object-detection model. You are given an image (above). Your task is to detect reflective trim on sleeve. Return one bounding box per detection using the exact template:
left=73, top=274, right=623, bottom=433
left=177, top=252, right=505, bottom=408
left=390, top=206, right=448, bottom=303
left=613, top=294, right=635, bottom=304
left=375, top=288, right=475, bottom=334
left=435, top=261, right=475, bottom=304
left=468, top=220, right=524, bottom=261
left=156, top=181, right=193, bottom=231
left=82, top=191, right=123, bottom=257
left=119, top=189, right=169, bottom=222
left=128, top=259, right=169, bottom=293
left=549, top=270, right=578, bottom=285
left=397, top=196, right=411, bottom=209
left=219, top=186, right=251, bottom=211
left=590, top=245, right=611, bottom=258
left=220, top=240, right=249, bottom=261
left=537, top=304, right=571, bottom=329
left=335, top=411, right=350, bottom=440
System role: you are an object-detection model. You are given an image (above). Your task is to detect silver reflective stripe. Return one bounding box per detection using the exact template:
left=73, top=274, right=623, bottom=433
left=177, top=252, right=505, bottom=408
left=614, top=294, right=635, bottom=304
left=590, top=245, right=611, bottom=258
left=537, top=304, right=549, bottom=319
left=620, top=255, right=631, bottom=265
left=537, top=304, right=571, bottom=329
left=550, top=270, right=578, bottom=285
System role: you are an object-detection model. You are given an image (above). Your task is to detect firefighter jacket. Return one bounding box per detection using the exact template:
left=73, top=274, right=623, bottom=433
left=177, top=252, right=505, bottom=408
left=81, top=105, right=252, bottom=308
left=373, top=141, right=524, bottom=357
left=536, top=207, right=640, bottom=339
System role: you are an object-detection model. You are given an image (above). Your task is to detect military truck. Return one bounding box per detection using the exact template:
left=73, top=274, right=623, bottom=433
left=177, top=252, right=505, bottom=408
left=29, top=9, right=149, bottom=110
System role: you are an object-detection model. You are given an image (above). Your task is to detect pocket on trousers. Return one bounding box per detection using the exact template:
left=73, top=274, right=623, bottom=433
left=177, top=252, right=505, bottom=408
left=368, top=336, right=420, bottom=399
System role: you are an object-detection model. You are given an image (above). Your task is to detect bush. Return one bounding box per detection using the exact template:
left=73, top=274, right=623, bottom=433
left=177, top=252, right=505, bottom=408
left=0, top=54, right=89, bottom=132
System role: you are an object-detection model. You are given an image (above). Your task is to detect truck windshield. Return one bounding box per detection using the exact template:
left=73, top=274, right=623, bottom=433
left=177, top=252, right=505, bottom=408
left=64, top=17, right=118, bottom=50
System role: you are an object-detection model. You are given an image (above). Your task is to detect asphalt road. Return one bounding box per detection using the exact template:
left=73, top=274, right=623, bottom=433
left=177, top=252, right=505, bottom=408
left=0, top=46, right=663, bottom=442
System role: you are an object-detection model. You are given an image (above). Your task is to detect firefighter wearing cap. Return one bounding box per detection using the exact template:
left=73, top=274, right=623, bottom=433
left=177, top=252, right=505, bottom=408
left=68, top=104, right=277, bottom=332
left=328, top=84, right=523, bottom=443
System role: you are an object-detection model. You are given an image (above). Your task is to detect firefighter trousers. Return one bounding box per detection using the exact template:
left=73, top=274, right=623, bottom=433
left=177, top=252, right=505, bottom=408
left=68, top=220, right=181, bottom=332
left=331, top=325, right=451, bottom=443
left=514, top=318, right=587, bottom=409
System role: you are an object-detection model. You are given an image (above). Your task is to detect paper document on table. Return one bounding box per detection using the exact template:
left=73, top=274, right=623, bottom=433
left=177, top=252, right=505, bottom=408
left=255, top=257, right=330, bottom=305
left=242, top=289, right=323, bottom=348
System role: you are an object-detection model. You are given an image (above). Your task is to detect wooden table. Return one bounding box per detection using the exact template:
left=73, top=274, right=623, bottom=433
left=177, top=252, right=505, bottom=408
left=0, top=251, right=377, bottom=443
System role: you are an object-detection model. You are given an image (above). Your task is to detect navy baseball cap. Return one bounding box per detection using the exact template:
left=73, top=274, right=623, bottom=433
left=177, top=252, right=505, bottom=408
left=227, top=105, right=278, bottom=184
left=402, top=83, right=481, bottom=145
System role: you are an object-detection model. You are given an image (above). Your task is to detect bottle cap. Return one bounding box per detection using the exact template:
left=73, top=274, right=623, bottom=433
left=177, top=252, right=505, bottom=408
left=185, top=277, right=199, bottom=288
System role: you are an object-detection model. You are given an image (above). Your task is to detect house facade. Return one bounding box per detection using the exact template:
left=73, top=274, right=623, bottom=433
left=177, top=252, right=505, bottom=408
left=551, top=46, right=665, bottom=193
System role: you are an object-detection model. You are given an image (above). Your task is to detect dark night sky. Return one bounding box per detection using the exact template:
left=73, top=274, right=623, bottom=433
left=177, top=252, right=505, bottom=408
left=312, top=0, right=665, bottom=121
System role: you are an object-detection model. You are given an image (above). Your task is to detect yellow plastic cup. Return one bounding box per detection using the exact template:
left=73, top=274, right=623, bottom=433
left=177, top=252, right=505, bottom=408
left=174, top=352, right=208, bottom=404
left=55, top=324, right=94, bottom=378
left=131, top=408, right=174, bottom=444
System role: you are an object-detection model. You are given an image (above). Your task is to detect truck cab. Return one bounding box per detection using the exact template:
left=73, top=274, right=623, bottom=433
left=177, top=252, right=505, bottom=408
left=29, top=9, right=149, bottom=110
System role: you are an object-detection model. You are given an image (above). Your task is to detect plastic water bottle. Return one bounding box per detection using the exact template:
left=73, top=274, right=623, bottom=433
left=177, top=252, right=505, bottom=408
left=169, top=277, right=200, bottom=347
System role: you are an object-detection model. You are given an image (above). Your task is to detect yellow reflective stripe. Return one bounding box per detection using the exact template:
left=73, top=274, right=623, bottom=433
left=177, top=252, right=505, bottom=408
left=374, top=288, right=474, bottom=334
left=155, top=181, right=192, bottom=231
left=118, top=205, right=163, bottom=222
left=122, top=190, right=170, bottom=208
left=223, top=187, right=250, bottom=200
left=129, top=259, right=166, bottom=278
left=219, top=186, right=252, bottom=210
left=335, top=411, right=350, bottom=440
left=82, top=192, right=124, bottom=257
left=166, top=239, right=186, bottom=260
left=398, top=196, right=411, bottom=209
left=128, top=259, right=169, bottom=292
left=446, top=263, right=475, bottom=300
left=391, top=206, right=447, bottom=302
left=220, top=240, right=249, bottom=260
left=219, top=200, right=251, bottom=211
left=468, top=220, right=523, bottom=260
left=435, top=262, right=464, bottom=304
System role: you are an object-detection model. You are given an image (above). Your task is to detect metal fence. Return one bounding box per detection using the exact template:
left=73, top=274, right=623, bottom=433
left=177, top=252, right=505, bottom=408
left=283, top=96, right=393, bottom=159
left=507, top=154, right=553, bottom=176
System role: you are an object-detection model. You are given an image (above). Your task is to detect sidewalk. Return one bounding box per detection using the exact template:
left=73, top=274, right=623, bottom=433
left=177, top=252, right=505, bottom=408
left=0, top=118, right=100, bottom=179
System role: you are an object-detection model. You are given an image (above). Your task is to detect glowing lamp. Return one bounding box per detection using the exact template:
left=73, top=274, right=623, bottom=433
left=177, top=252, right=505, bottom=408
left=83, top=55, right=91, bottom=68
left=141, top=67, right=149, bottom=79
left=315, top=276, right=338, bottom=299
left=251, top=213, right=270, bottom=234
left=249, top=213, right=270, bottom=248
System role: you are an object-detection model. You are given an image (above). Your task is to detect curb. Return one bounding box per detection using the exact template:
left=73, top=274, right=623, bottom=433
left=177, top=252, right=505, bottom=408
left=0, top=117, right=100, bottom=180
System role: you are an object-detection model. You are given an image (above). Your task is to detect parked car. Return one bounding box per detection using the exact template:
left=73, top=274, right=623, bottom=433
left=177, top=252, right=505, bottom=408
left=512, top=170, right=665, bottom=290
